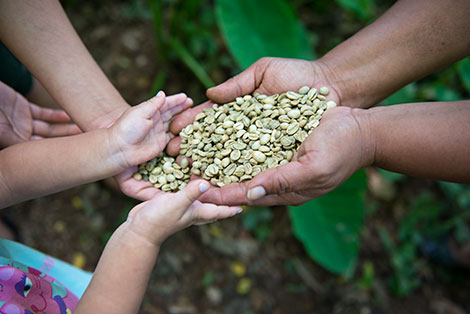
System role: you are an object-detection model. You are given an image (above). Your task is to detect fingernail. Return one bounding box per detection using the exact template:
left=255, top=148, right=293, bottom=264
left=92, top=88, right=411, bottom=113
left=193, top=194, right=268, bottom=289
left=236, top=208, right=243, bottom=214
left=247, top=186, right=266, bottom=201
left=199, top=182, right=209, bottom=193
left=156, top=90, right=163, bottom=97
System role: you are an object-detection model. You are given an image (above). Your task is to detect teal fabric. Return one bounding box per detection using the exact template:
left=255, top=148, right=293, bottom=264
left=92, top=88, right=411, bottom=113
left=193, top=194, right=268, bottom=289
left=0, top=238, right=92, bottom=298
left=0, top=41, right=33, bottom=96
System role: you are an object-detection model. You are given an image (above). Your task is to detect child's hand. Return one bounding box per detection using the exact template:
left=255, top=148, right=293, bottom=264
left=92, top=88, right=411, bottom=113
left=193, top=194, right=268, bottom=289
left=125, top=180, right=243, bottom=245
left=108, top=91, right=192, bottom=170
left=0, top=82, right=81, bottom=148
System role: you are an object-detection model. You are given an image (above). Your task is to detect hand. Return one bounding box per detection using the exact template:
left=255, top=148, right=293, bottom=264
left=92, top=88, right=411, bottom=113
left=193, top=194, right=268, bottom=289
left=166, top=57, right=341, bottom=155
left=0, top=83, right=81, bottom=148
left=125, top=180, right=242, bottom=245
left=198, top=106, right=375, bottom=206
left=111, top=92, right=193, bottom=200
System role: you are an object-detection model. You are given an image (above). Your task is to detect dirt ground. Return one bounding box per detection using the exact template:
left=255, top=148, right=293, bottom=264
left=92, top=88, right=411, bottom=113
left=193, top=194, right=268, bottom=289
left=4, top=2, right=470, bottom=314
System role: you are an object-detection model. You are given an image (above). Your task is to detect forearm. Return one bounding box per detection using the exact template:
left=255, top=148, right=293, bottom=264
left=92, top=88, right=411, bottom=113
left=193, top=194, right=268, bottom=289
left=0, top=0, right=129, bottom=130
left=360, top=101, right=470, bottom=182
left=0, top=130, right=123, bottom=208
left=319, top=0, right=470, bottom=108
left=74, top=221, right=159, bottom=314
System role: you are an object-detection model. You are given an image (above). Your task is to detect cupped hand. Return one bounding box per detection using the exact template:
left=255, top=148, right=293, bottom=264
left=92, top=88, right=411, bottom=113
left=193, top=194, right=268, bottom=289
left=0, top=83, right=81, bottom=148
left=198, top=106, right=375, bottom=206
left=166, top=57, right=341, bottom=156
left=125, top=180, right=242, bottom=246
left=111, top=91, right=193, bottom=200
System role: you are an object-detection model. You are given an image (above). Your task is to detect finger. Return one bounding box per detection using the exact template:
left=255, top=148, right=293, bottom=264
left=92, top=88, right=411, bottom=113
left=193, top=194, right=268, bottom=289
left=243, top=191, right=311, bottom=207
left=172, top=179, right=210, bottom=209
left=160, top=98, right=194, bottom=122
left=198, top=182, right=250, bottom=205
left=169, top=101, right=213, bottom=135
left=166, top=136, right=182, bottom=156
left=160, top=93, right=189, bottom=112
left=190, top=202, right=242, bottom=223
left=199, top=161, right=308, bottom=206
left=30, top=103, right=72, bottom=123
left=244, top=161, right=308, bottom=202
left=32, top=120, right=82, bottom=138
left=133, top=91, right=166, bottom=119
left=206, top=59, right=262, bottom=103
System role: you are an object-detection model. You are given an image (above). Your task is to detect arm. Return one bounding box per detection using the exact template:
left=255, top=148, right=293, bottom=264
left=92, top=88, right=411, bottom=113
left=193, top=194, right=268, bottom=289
left=0, top=92, right=191, bottom=208
left=321, top=0, right=470, bottom=108
left=363, top=101, right=470, bottom=181
left=73, top=180, right=242, bottom=313
left=167, top=0, right=470, bottom=154
left=0, top=0, right=129, bottom=131
left=0, top=128, right=121, bottom=208
left=199, top=101, right=470, bottom=206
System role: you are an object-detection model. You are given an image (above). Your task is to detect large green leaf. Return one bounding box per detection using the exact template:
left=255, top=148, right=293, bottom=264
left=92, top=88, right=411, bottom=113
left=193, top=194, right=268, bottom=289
left=288, top=170, right=367, bottom=276
left=380, top=83, right=418, bottom=106
left=215, top=0, right=314, bottom=69
left=456, top=57, right=470, bottom=94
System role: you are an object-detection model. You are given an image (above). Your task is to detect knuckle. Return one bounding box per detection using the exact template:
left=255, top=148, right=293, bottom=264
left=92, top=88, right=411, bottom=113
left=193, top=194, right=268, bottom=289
left=273, top=171, right=294, bottom=194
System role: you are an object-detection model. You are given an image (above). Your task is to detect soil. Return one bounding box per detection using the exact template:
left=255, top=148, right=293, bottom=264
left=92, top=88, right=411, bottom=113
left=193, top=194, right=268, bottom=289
left=3, top=1, right=469, bottom=313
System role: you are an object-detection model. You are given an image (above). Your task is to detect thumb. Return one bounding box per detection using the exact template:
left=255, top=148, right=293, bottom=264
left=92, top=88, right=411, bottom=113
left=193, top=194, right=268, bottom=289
left=246, top=161, right=306, bottom=201
left=172, top=179, right=210, bottom=209
left=206, top=61, right=260, bottom=104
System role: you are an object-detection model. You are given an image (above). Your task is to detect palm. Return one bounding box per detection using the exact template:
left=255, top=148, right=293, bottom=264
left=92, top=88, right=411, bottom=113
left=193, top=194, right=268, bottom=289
left=0, top=91, right=80, bottom=148
left=114, top=93, right=193, bottom=200
left=0, top=96, right=33, bottom=147
left=198, top=107, right=365, bottom=206
left=207, top=57, right=341, bottom=105
left=167, top=57, right=341, bottom=156
left=289, top=107, right=365, bottom=199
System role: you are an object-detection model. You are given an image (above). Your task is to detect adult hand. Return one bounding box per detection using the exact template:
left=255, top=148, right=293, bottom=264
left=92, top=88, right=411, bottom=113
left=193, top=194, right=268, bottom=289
left=198, top=106, right=374, bottom=206
left=112, top=92, right=193, bottom=201
left=0, top=83, right=81, bottom=149
left=166, top=57, right=341, bottom=156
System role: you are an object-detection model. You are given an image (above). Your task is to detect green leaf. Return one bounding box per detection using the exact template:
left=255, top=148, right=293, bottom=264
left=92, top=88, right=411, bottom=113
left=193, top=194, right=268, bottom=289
left=336, top=0, right=376, bottom=22
left=380, top=83, right=418, bottom=106
left=377, top=168, right=405, bottom=183
left=434, top=84, right=462, bottom=101
left=169, top=38, right=215, bottom=89
left=456, top=57, right=470, bottom=93
left=288, top=170, right=367, bottom=276
left=215, top=0, right=314, bottom=69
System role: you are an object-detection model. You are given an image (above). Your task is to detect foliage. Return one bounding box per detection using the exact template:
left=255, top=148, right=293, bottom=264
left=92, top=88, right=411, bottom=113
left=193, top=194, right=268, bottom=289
left=214, top=0, right=368, bottom=277
left=242, top=206, right=273, bottom=242
left=335, top=0, right=377, bottom=22
left=379, top=185, right=470, bottom=296
left=289, top=171, right=367, bottom=276
left=143, top=0, right=469, bottom=281
left=147, top=0, right=222, bottom=92
left=378, top=226, right=423, bottom=297
left=215, top=0, right=314, bottom=69
left=357, top=260, right=375, bottom=291
left=381, top=61, right=469, bottom=106
left=456, top=58, right=470, bottom=93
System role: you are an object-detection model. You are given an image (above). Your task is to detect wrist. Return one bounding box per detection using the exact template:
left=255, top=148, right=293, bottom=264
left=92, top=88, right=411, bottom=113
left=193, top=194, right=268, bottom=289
left=316, top=54, right=375, bottom=109
left=115, top=219, right=162, bottom=250
left=87, top=104, right=129, bottom=131
left=104, top=126, right=131, bottom=172
left=351, top=108, right=377, bottom=169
